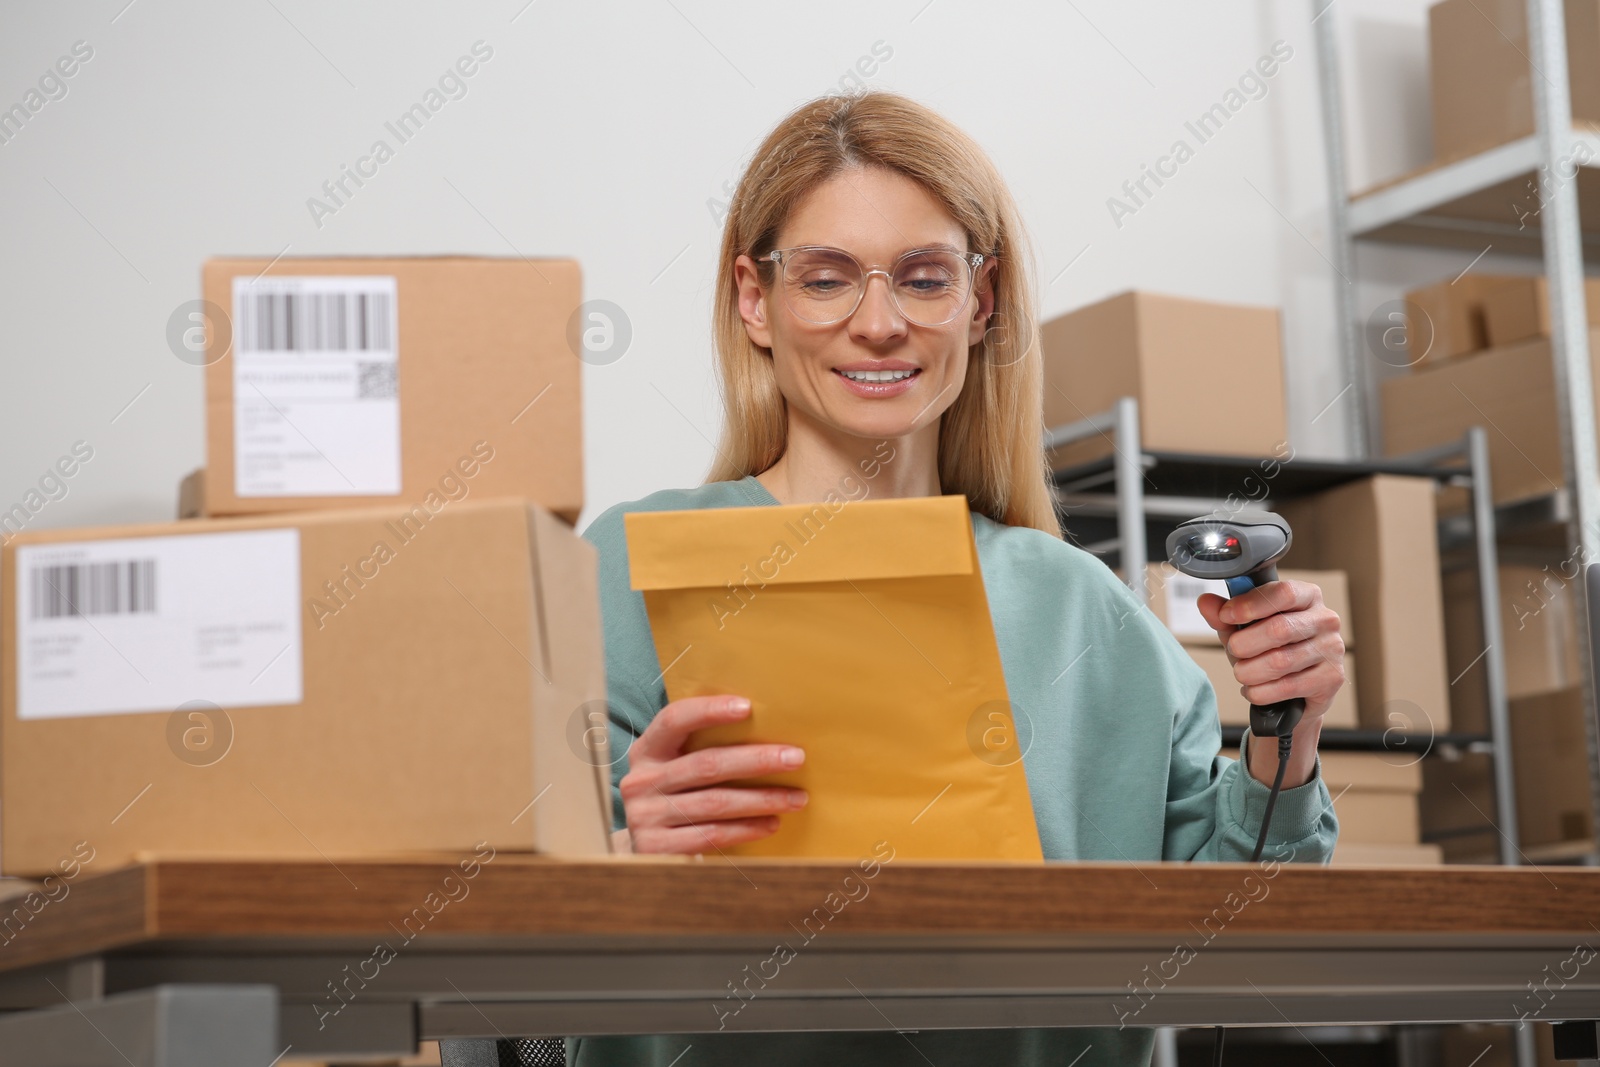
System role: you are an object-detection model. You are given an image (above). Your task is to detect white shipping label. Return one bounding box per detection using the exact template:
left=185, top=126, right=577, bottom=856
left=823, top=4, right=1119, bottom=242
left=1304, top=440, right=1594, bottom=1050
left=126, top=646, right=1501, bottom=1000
left=232, top=275, right=401, bottom=497
left=1163, top=572, right=1229, bottom=637
left=16, top=530, right=304, bottom=720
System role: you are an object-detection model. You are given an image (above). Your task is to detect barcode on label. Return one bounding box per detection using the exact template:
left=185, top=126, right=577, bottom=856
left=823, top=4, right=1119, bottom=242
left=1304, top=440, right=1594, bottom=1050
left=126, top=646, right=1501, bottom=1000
left=237, top=288, right=394, bottom=353
left=31, top=560, right=157, bottom=620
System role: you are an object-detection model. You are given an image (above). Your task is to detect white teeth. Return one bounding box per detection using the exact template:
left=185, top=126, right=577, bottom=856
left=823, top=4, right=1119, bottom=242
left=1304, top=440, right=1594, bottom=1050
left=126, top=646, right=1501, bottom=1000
left=840, top=369, right=916, bottom=382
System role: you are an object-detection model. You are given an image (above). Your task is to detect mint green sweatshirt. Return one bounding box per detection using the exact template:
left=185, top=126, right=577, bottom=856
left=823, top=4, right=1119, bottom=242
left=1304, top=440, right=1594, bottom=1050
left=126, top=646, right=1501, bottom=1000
left=568, top=474, right=1338, bottom=1067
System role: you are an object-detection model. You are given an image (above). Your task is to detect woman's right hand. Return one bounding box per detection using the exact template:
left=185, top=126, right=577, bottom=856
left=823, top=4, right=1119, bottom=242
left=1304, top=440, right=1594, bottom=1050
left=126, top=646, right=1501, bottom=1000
left=619, top=694, right=808, bottom=854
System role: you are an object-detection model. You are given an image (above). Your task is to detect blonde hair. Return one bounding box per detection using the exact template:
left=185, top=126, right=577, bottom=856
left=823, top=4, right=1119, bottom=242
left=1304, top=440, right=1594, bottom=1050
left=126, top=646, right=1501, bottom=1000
left=705, top=90, right=1060, bottom=538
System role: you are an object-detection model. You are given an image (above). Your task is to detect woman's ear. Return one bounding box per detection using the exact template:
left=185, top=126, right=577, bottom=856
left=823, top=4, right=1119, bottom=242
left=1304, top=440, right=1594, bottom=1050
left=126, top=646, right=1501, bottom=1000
left=966, top=259, right=998, bottom=348
left=734, top=254, right=774, bottom=350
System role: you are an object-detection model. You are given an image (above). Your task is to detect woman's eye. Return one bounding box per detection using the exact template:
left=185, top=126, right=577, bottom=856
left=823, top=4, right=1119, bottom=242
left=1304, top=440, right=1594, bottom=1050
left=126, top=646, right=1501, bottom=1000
left=800, top=277, right=847, bottom=292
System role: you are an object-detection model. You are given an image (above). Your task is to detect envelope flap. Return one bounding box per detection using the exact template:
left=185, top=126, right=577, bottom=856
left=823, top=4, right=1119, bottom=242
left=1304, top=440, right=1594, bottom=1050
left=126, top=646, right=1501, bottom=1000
left=627, top=494, right=975, bottom=590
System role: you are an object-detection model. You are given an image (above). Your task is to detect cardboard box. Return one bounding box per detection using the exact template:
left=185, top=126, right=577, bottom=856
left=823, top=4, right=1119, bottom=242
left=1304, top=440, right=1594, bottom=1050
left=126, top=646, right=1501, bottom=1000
left=1421, top=687, right=1596, bottom=856
left=0, top=499, right=611, bottom=877
left=1382, top=328, right=1600, bottom=508
left=1442, top=557, right=1583, bottom=734
left=1402, top=274, right=1525, bottom=365
left=202, top=257, right=583, bottom=523
left=1429, top=0, right=1600, bottom=163
left=1224, top=747, right=1423, bottom=845
left=1190, top=646, right=1359, bottom=729
left=1509, top=687, right=1598, bottom=845
left=177, top=468, right=203, bottom=520
left=1482, top=275, right=1600, bottom=347
left=1125, top=562, right=1354, bottom=649
left=1327, top=843, right=1444, bottom=866
left=1040, top=292, right=1287, bottom=471
left=1319, top=751, right=1424, bottom=847
left=1275, top=477, right=1453, bottom=732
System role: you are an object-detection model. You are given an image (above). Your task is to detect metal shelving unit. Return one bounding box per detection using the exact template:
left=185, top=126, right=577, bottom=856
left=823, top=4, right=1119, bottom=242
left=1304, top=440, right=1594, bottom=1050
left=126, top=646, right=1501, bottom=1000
left=1312, top=0, right=1600, bottom=892
left=1045, top=404, right=1519, bottom=855
left=1043, top=407, right=1536, bottom=1067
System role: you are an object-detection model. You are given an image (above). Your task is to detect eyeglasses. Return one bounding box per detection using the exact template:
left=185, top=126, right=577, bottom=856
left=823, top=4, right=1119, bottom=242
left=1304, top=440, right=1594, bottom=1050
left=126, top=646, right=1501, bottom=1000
left=764, top=245, right=987, bottom=328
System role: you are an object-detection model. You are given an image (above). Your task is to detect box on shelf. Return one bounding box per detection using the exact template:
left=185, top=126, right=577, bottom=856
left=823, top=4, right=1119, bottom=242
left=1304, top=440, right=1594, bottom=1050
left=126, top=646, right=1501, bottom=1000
left=1223, top=747, right=1423, bottom=845
left=202, top=256, right=583, bottom=523
left=1275, top=476, right=1452, bottom=733
left=0, top=498, right=612, bottom=877
left=1482, top=276, right=1600, bottom=347
left=1191, top=646, right=1359, bottom=729
left=1428, top=0, right=1600, bottom=163
left=1039, top=291, right=1287, bottom=471
left=1327, top=843, right=1444, bottom=866
left=1402, top=274, right=1524, bottom=365
left=1120, top=562, right=1354, bottom=649
left=1420, top=686, right=1596, bottom=860
left=1382, top=327, right=1600, bottom=509
left=1442, top=556, right=1584, bottom=734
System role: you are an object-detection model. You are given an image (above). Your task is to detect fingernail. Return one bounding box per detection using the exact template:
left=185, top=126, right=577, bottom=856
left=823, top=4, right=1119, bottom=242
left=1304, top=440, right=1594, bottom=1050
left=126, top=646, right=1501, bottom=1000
left=789, top=790, right=808, bottom=807
left=781, top=747, right=805, bottom=768
left=730, top=697, right=751, bottom=711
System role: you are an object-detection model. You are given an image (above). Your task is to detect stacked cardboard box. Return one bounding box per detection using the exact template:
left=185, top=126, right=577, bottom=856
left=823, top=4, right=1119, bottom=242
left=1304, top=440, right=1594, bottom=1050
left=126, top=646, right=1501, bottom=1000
left=1040, top=291, right=1287, bottom=471
left=192, top=257, right=584, bottom=524
left=1, top=501, right=612, bottom=876
left=1274, top=476, right=1453, bottom=733
left=1222, top=747, right=1439, bottom=864
left=1441, top=554, right=1584, bottom=734
left=1383, top=319, right=1600, bottom=509
left=1428, top=0, right=1600, bottom=163
left=1120, top=561, right=1360, bottom=730
left=1398, top=274, right=1523, bottom=370
left=1, top=256, right=613, bottom=878
left=1421, top=687, right=1596, bottom=861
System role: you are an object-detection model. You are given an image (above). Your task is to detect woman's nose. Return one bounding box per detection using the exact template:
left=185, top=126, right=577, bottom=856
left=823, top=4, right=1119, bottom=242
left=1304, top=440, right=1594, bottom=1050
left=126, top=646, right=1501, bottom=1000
left=849, top=271, right=906, bottom=339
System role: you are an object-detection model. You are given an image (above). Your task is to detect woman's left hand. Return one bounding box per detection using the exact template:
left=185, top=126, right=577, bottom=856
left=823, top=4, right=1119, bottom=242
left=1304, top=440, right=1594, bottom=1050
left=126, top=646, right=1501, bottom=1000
left=1195, top=579, right=1346, bottom=726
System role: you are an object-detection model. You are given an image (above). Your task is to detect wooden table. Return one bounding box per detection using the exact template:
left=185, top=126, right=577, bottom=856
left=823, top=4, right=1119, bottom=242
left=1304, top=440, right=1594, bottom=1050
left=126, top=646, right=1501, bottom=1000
left=1, top=855, right=1598, bottom=1065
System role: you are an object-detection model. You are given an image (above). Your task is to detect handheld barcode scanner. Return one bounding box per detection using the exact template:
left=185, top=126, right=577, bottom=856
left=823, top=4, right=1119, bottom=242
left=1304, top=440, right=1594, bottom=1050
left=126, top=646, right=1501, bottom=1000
left=1165, top=511, right=1304, bottom=738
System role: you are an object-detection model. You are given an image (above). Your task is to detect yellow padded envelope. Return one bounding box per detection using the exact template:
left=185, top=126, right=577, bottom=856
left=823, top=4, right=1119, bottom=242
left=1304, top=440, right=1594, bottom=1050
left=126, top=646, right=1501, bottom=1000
left=625, top=493, right=1043, bottom=862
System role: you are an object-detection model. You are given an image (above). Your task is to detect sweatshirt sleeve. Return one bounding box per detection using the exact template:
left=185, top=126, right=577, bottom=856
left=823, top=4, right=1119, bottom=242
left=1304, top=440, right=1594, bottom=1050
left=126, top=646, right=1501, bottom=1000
left=1162, top=651, right=1340, bottom=864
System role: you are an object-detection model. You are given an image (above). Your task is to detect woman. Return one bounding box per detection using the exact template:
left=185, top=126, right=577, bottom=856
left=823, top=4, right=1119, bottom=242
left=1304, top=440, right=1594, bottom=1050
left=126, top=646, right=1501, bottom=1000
left=570, top=91, right=1343, bottom=1067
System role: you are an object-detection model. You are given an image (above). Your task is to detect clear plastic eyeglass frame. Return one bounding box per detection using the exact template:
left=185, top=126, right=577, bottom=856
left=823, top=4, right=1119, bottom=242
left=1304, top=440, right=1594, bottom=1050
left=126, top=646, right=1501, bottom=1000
left=764, top=245, right=988, bottom=327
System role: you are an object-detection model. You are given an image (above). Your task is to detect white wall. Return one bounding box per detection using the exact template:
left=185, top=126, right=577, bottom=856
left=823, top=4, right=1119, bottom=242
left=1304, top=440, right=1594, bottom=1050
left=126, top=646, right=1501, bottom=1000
left=0, top=0, right=1452, bottom=535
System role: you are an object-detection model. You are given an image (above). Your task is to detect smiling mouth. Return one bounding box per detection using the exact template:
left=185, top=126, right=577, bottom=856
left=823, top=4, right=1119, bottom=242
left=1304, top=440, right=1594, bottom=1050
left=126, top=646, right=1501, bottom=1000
left=834, top=368, right=920, bottom=383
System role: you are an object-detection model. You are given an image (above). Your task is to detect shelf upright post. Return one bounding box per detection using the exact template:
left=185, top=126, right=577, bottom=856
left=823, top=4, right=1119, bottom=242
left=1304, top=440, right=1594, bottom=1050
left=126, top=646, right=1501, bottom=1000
left=1526, top=0, right=1600, bottom=862
left=1114, top=396, right=1148, bottom=606
left=1468, top=427, right=1520, bottom=867
left=1311, top=0, right=1375, bottom=461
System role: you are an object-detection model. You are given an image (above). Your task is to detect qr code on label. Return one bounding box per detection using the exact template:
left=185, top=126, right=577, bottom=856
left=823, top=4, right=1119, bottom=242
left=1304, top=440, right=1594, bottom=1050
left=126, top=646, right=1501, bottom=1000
left=356, top=360, right=398, bottom=400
